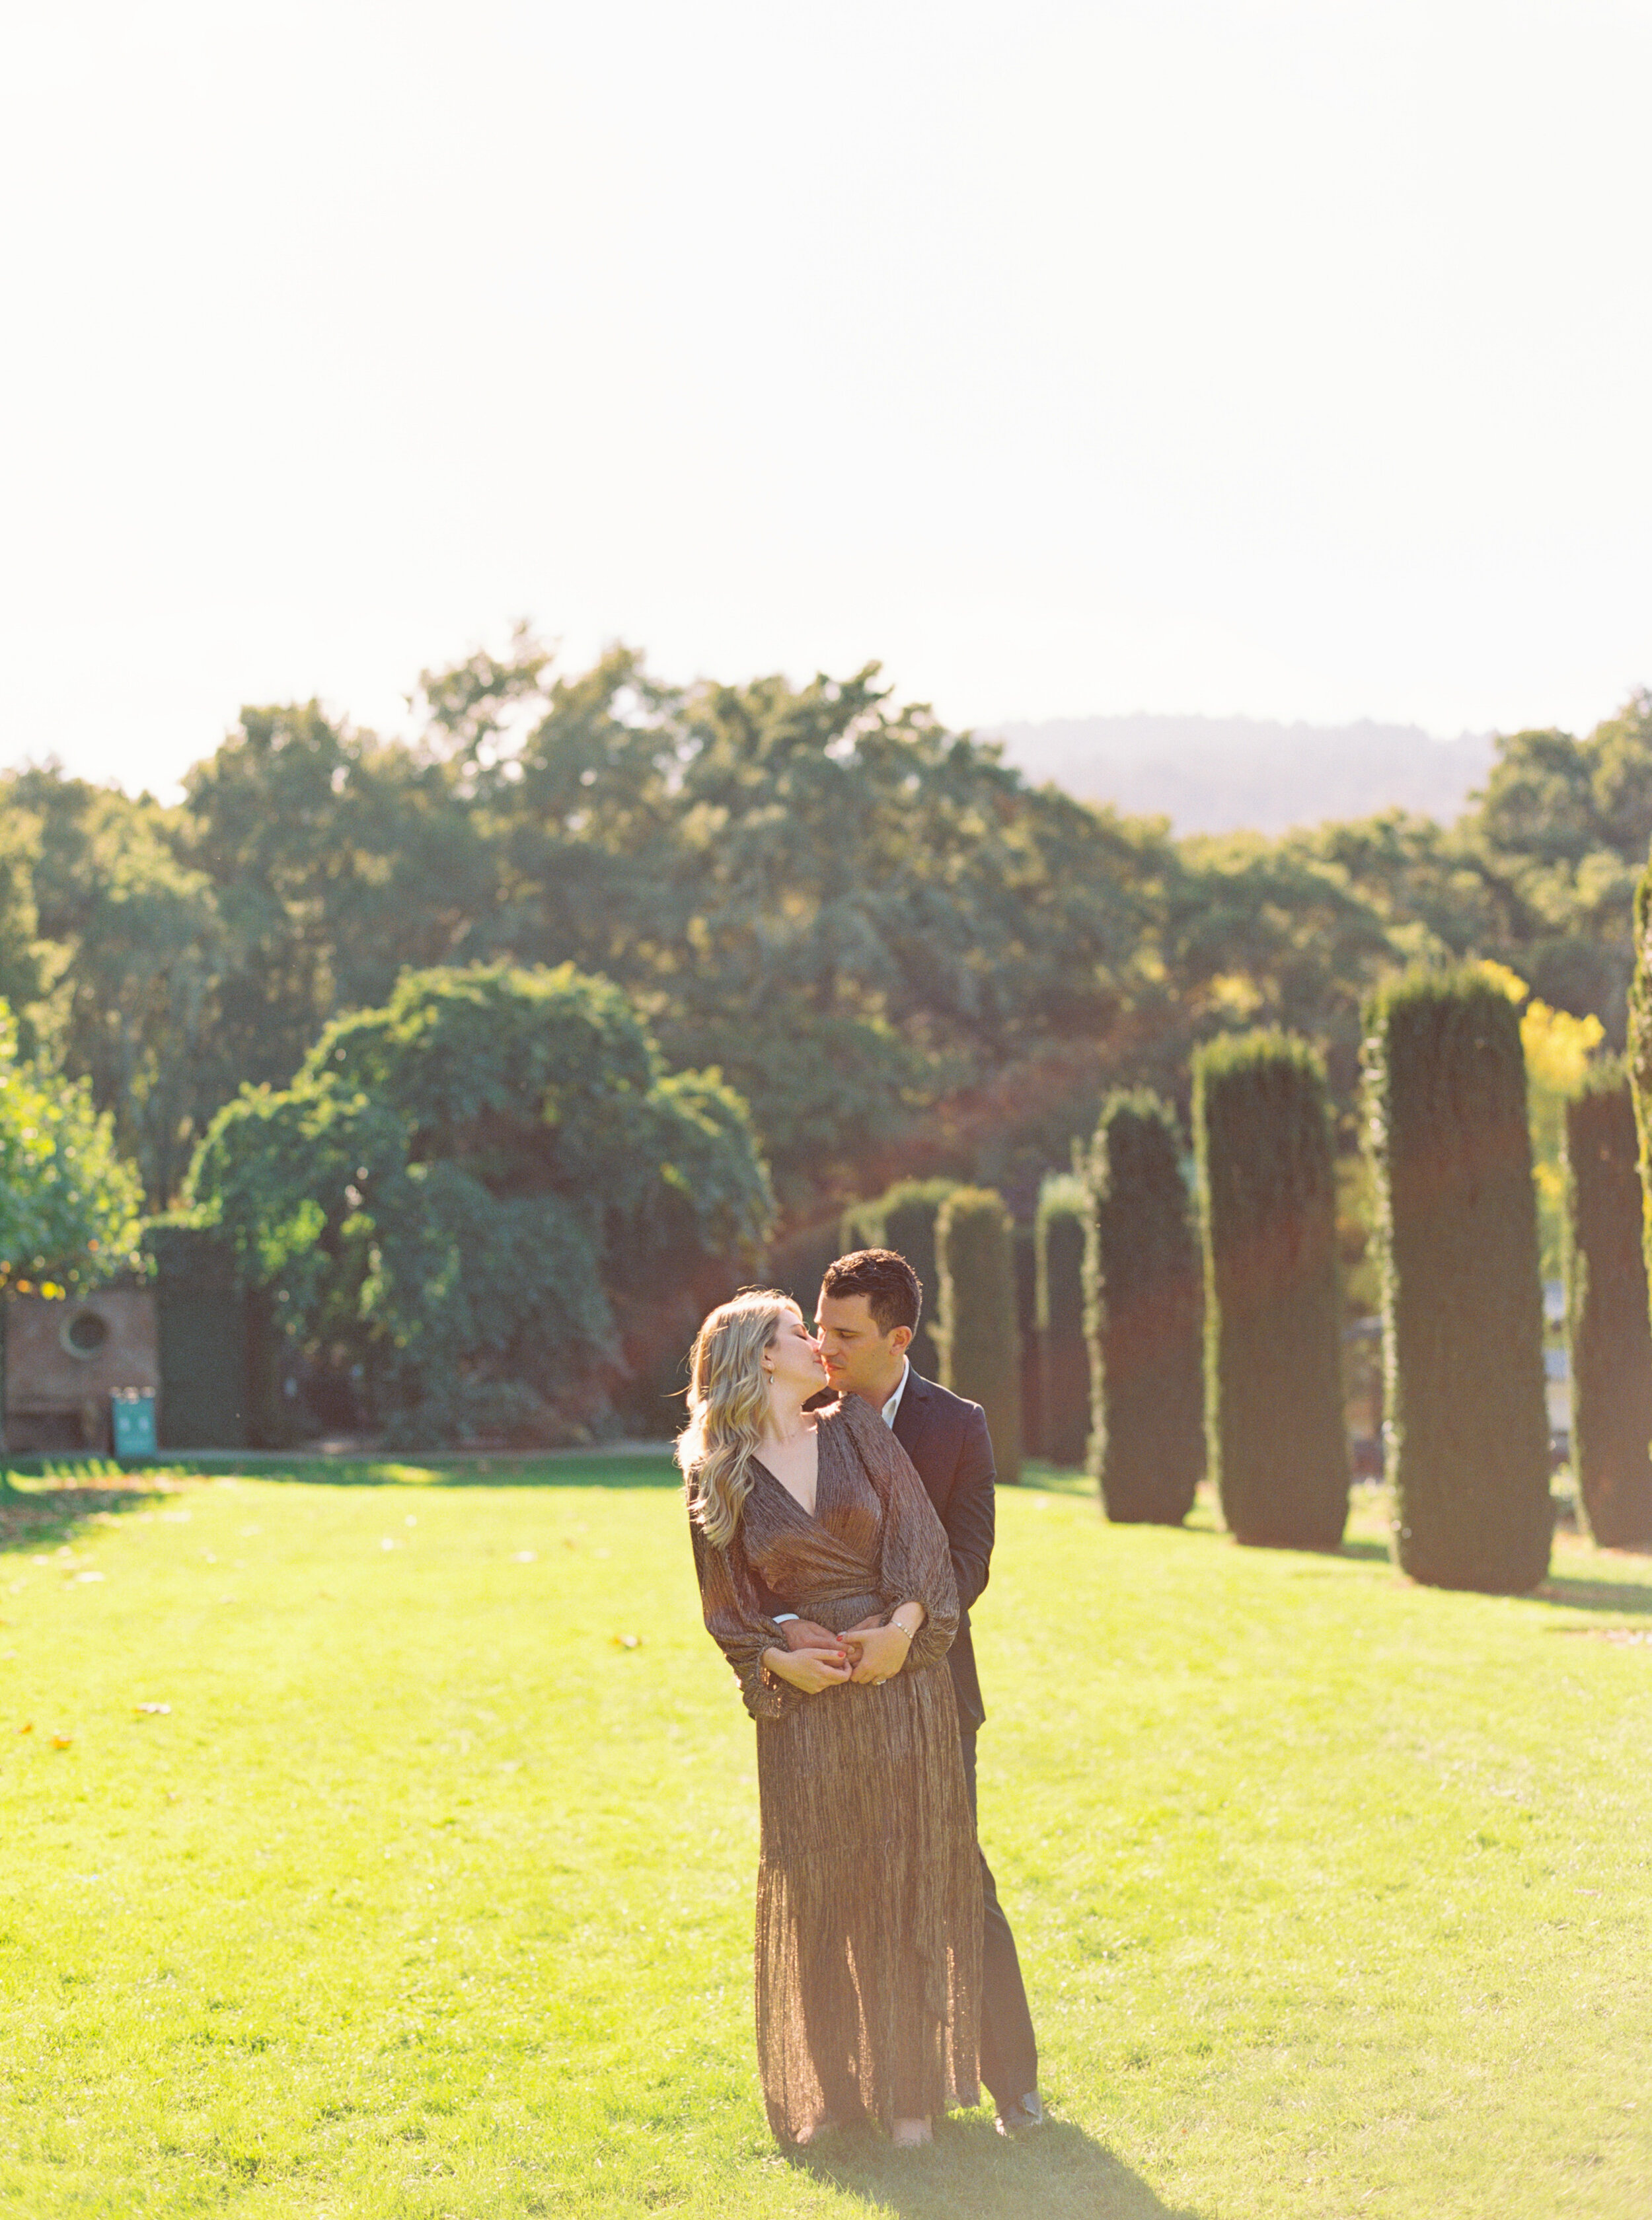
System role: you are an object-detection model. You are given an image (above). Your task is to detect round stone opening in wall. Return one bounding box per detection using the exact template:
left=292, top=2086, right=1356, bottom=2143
left=62, top=1308, right=110, bottom=1359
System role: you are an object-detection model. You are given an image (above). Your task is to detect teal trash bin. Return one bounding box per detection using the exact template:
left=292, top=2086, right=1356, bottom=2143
left=112, top=1390, right=158, bottom=1458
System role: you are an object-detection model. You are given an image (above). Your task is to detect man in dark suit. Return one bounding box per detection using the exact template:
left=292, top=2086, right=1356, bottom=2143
left=776, top=1246, right=1043, bottom=2135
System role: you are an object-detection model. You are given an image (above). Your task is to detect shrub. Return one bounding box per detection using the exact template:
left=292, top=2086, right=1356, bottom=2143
left=1085, top=1090, right=1203, bottom=1524
left=935, top=1185, right=1022, bottom=1482
left=768, top=1218, right=846, bottom=1318
left=1035, top=1173, right=1090, bottom=1467
left=1563, top=1069, right=1652, bottom=1549
left=840, top=1177, right=957, bottom=1379
left=1014, top=1219, right=1041, bottom=1456
left=1363, top=970, right=1552, bottom=1592
left=1192, top=1031, right=1349, bottom=1549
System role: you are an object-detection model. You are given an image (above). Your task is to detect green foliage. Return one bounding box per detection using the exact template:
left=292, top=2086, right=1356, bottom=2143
left=186, top=965, right=772, bottom=1445
left=1363, top=970, right=1552, bottom=1592
left=1192, top=1032, right=1348, bottom=1549
left=765, top=1219, right=843, bottom=1319
left=0, top=1003, right=143, bottom=1292
left=1627, top=849, right=1652, bottom=1316
left=1562, top=1069, right=1652, bottom=1549
left=5, top=657, right=1652, bottom=1230
left=1086, top=1090, right=1203, bottom=1524
left=1035, top=1173, right=1090, bottom=1466
left=934, top=1185, right=1022, bottom=1482
left=839, top=1177, right=958, bottom=1378
left=1014, top=1218, right=1041, bottom=1458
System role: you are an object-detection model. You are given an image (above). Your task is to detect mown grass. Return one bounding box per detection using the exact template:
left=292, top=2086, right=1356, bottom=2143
left=2, top=1457, right=1650, bottom=2218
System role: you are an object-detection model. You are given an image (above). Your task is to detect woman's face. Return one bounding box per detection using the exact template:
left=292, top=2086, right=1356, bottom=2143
left=765, top=1306, right=830, bottom=1393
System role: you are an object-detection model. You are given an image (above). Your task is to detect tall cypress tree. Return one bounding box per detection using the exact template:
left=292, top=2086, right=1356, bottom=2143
left=1014, top=1219, right=1042, bottom=1458
left=1628, top=856, right=1652, bottom=1302
left=935, top=1185, right=1022, bottom=1483
left=1035, top=1173, right=1090, bottom=1467
left=1086, top=1090, right=1203, bottom=1524
left=1563, top=1070, right=1652, bottom=1549
left=1364, top=970, right=1552, bottom=1592
left=769, top=1218, right=846, bottom=1317
left=1192, top=1032, right=1349, bottom=1549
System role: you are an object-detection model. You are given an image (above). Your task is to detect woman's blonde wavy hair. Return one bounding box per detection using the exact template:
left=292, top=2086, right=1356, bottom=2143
left=676, top=1289, right=795, bottom=1550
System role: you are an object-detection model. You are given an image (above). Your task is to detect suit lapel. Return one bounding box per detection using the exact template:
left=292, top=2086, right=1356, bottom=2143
left=892, top=1372, right=942, bottom=1510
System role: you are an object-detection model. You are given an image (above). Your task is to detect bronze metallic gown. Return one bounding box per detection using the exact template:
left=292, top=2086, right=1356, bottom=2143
left=689, top=1392, right=983, bottom=2142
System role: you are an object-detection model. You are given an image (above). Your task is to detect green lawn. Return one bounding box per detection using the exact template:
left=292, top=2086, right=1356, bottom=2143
left=3, top=1457, right=1651, bottom=2219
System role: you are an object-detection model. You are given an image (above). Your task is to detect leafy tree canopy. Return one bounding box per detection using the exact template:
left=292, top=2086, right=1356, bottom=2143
left=0, top=1002, right=144, bottom=1294
left=185, top=965, right=772, bottom=1444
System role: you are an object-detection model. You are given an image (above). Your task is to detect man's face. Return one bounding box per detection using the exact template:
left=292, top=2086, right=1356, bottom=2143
left=814, top=1290, right=911, bottom=1402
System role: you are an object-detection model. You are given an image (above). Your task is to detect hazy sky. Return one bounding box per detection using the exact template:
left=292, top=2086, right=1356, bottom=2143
left=5, top=0, right=1649, bottom=791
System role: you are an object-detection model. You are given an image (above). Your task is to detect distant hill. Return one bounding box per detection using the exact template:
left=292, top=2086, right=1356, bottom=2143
left=988, top=714, right=1495, bottom=836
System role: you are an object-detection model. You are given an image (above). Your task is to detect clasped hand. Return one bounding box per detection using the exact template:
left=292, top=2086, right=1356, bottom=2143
left=766, top=1615, right=907, bottom=1693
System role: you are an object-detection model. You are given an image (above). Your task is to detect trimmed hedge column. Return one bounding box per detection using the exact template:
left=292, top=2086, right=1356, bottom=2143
left=769, top=1218, right=846, bottom=1319
left=1035, top=1173, right=1091, bottom=1467
left=1192, top=1032, right=1349, bottom=1549
left=1563, top=1071, right=1652, bottom=1549
left=1364, top=971, right=1552, bottom=1592
left=841, top=1177, right=957, bottom=1378
left=1014, top=1221, right=1042, bottom=1457
left=936, top=1185, right=1023, bottom=1483
left=1085, top=1090, right=1203, bottom=1524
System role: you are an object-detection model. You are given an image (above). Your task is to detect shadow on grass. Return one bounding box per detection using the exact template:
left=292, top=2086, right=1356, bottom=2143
left=1532, top=1567, right=1652, bottom=1616
left=790, top=2116, right=1203, bottom=2219
left=0, top=1481, right=161, bottom=1553
left=0, top=1450, right=681, bottom=1492
left=1335, top=1537, right=1392, bottom=1563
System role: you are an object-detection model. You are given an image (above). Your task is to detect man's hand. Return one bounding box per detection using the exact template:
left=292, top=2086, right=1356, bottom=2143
left=780, top=1619, right=845, bottom=1653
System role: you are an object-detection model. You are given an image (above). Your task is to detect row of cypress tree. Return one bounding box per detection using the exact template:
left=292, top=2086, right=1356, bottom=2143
left=786, top=961, right=1652, bottom=1582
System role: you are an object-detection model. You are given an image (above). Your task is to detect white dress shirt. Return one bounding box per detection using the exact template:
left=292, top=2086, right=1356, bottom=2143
left=880, top=1356, right=911, bottom=1430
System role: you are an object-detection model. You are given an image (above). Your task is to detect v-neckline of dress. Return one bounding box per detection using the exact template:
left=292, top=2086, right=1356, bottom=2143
left=755, top=1450, right=824, bottom=1526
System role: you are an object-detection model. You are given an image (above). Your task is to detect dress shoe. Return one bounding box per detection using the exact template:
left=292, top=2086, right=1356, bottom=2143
left=995, top=2090, right=1045, bottom=2136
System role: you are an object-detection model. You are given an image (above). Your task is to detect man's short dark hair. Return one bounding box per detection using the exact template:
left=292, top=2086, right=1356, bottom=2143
left=821, top=1249, right=922, bottom=1336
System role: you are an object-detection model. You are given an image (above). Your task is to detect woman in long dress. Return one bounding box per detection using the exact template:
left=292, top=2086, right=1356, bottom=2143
left=680, top=1290, right=982, bottom=2147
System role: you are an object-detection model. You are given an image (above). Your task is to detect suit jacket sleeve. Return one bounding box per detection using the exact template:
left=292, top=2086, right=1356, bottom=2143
left=946, top=1401, right=996, bottom=1613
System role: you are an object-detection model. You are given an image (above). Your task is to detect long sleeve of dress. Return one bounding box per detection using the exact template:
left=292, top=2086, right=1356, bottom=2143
left=835, top=1396, right=960, bottom=1673
left=687, top=1487, right=799, bottom=1722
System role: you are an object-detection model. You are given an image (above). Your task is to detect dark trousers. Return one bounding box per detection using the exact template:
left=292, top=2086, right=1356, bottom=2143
left=959, top=1728, right=1038, bottom=2107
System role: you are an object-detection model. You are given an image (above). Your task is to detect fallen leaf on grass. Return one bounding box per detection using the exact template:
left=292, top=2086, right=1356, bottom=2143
left=17, top=1721, right=32, bottom=1735
left=611, top=1633, right=642, bottom=1650
left=133, top=1703, right=172, bottom=1717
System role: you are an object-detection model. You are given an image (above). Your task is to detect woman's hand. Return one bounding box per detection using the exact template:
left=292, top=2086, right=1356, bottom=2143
left=847, top=1622, right=913, bottom=1686
left=763, top=1641, right=851, bottom=1694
